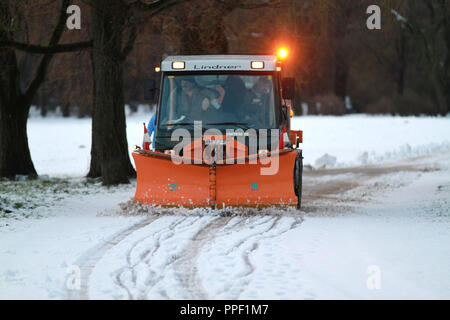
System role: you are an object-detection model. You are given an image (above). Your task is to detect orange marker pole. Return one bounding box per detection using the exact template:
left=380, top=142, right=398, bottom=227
left=209, top=164, right=217, bottom=208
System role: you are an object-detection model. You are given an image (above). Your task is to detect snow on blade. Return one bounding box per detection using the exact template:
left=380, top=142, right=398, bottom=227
left=105, top=199, right=304, bottom=218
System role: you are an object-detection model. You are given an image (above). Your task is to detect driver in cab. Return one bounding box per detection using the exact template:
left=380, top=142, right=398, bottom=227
left=173, top=78, right=225, bottom=122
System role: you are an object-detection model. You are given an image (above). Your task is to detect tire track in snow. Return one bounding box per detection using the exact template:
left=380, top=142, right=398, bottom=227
left=174, top=216, right=233, bottom=299
left=139, top=216, right=188, bottom=263
left=223, top=216, right=278, bottom=256
left=204, top=215, right=303, bottom=299
left=69, top=213, right=302, bottom=300
left=118, top=216, right=199, bottom=299
left=119, top=216, right=189, bottom=297
left=238, top=217, right=303, bottom=284
left=171, top=215, right=303, bottom=299
left=67, top=216, right=158, bottom=300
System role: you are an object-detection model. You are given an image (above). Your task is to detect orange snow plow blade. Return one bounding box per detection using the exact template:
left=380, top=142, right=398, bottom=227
left=132, top=150, right=298, bottom=208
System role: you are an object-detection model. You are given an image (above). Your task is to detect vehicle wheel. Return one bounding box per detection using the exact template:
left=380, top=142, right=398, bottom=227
left=293, top=150, right=303, bottom=209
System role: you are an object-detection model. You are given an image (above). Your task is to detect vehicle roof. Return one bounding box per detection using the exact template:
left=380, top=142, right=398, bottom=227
left=161, top=55, right=277, bottom=72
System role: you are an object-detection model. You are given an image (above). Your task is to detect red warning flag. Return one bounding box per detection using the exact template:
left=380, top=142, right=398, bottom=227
left=279, top=125, right=289, bottom=150
left=143, top=123, right=151, bottom=151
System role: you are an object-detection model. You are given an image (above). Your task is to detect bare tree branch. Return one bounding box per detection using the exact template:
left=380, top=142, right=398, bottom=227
left=22, top=0, right=73, bottom=105
left=120, top=25, right=137, bottom=60
left=0, top=40, right=93, bottom=54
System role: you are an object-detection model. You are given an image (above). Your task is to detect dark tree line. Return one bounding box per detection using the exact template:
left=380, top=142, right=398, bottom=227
left=0, top=0, right=90, bottom=178
left=1, top=0, right=186, bottom=183
left=1, top=0, right=449, bottom=183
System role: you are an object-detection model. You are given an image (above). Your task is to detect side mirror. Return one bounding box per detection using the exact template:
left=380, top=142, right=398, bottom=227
left=144, top=79, right=156, bottom=101
left=281, top=77, right=296, bottom=100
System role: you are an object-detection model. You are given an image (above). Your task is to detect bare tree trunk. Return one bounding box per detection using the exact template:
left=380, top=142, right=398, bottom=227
left=179, top=17, right=228, bottom=54
left=0, top=2, right=36, bottom=178
left=211, top=21, right=228, bottom=53
left=431, top=72, right=448, bottom=116
left=330, top=4, right=350, bottom=101
left=87, top=0, right=135, bottom=184
left=333, top=50, right=348, bottom=100
left=441, top=0, right=450, bottom=114
left=395, top=31, right=407, bottom=96
left=0, top=48, right=37, bottom=178
left=181, top=25, right=206, bottom=54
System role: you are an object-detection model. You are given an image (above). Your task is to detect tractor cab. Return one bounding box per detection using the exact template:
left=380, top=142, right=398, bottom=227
left=149, top=55, right=296, bottom=152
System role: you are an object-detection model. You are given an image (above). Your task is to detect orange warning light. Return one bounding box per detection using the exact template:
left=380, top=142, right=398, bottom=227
left=277, top=47, right=288, bottom=59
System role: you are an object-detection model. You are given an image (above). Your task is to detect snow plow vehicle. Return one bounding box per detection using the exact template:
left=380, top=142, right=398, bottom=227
left=132, top=51, right=303, bottom=209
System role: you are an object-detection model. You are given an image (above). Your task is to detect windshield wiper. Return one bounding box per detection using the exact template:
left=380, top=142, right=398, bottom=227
left=206, top=122, right=249, bottom=126
left=162, top=122, right=194, bottom=127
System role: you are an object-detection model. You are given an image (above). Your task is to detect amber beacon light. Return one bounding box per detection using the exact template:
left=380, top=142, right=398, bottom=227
left=277, top=47, right=288, bottom=59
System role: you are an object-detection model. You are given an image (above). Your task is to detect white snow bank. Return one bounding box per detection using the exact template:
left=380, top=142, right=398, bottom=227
left=291, top=115, right=450, bottom=168
left=314, top=153, right=337, bottom=168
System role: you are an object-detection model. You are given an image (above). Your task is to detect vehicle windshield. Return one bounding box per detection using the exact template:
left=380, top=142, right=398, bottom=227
left=158, top=73, right=277, bottom=130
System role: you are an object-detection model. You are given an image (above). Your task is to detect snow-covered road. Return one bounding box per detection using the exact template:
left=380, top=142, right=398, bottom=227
left=2, top=152, right=448, bottom=299
left=82, top=152, right=450, bottom=299
left=1, top=113, right=449, bottom=299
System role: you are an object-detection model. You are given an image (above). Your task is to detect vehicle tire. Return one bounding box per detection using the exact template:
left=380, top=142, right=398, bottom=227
left=293, top=150, right=303, bottom=209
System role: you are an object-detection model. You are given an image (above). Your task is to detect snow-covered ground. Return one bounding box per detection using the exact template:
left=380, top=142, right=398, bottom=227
left=1, top=109, right=449, bottom=299
left=27, top=107, right=450, bottom=176
left=292, top=115, right=450, bottom=167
